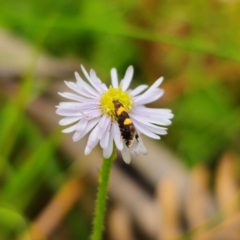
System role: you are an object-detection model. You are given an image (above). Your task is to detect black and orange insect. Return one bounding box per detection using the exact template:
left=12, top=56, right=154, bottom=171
left=112, top=99, right=139, bottom=147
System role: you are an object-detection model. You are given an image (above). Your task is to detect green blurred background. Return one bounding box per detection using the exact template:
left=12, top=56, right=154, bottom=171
left=0, top=0, right=240, bottom=239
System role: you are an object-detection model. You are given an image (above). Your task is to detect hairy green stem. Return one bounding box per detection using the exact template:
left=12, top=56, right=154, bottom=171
left=90, top=146, right=116, bottom=240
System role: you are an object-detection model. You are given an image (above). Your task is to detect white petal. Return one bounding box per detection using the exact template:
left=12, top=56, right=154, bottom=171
left=129, top=85, right=148, bottom=96
left=130, top=140, right=140, bottom=156
left=149, top=77, right=164, bottom=90
left=103, top=127, right=114, bottom=158
left=62, top=124, right=78, bottom=133
left=122, top=66, right=133, bottom=91
left=97, top=115, right=111, bottom=139
left=133, top=76, right=164, bottom=103
left=85, top=125, right=99, bottom=155
left=75, top=116, right=88, bottom=135
left=75, top=72, right=100, bottom=97
left=132, top=115, right=167, bottom=135
left=78, top=102, right=100, bottom=111
left=73, top=117, right=100, bottom=142
left=145, top=124, right=167, bottom=135
left=113, top=122, right=123, bottom=151
left=131, top=112, right=172, bottom=126
left=130, top=135, right=147, bottom=156
left=81, top=65, right=103, bottom=91
left=138, top=135, right=148, bottom=154
left=57, top=102, right=82, bottom=107
left=56, top=105, right=82, bottom=117
left=64, top=81, right=94, bottom=99
left=121, top=144, right=131, bottom=164
left=59, top=116, right=81, bottom=126
left=133, top=106, right=174, bottom=119
left=111, top=68, right=118, bottom=88
left=100, top=123, right=111, bottom=149
left=101, top=83, right=108, bottom=91
left=58, top=92, right=95, bottom=103
left=56, top=102, right=99, bottom=115
left=132, top=119, right=160, bottom=139
left=84, top=109, right=102, bottom=120
left=142, top=77, right=163, bottom=95
left=134, top=89, right=164, bottom=105
left=81, top=65, right=92, bottom=81
left=56, top=99, right=98, bottom=111
left=81, top=65, right=102, bottom=92
left=90, top=69, right=105, bottom=92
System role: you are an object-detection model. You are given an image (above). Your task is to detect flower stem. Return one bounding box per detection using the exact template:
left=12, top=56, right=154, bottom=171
left=90, top=146, right=116, bottom=240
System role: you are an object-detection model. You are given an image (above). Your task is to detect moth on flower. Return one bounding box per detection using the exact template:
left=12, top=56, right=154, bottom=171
left=56, top=65, right=173, bottom=164
left=112, top=99, right=139, bottom=148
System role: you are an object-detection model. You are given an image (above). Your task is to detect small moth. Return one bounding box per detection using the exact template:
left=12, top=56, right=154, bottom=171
left=112, top=99, right=139, bottom=147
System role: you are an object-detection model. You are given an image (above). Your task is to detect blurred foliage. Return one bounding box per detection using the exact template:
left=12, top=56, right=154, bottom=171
left=171, top=78, right=240, bottom=166
left=0, top=207, right=28, bottom=239
left=0, top=0, right=240, bottom=238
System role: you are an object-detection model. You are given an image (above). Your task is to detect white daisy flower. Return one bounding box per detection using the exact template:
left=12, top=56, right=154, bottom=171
left=56, top=65, right=173, bottom=164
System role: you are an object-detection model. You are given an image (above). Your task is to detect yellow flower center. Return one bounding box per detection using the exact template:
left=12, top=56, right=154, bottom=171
left=100, top=86, right=133, bottom=120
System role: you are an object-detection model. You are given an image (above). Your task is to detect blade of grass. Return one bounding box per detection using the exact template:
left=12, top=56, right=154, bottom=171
left=1, top=5, right=240, bottom=62
left=0, top=128, right=63, bottom=211
left=0, top=14, right=59, bottom=175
